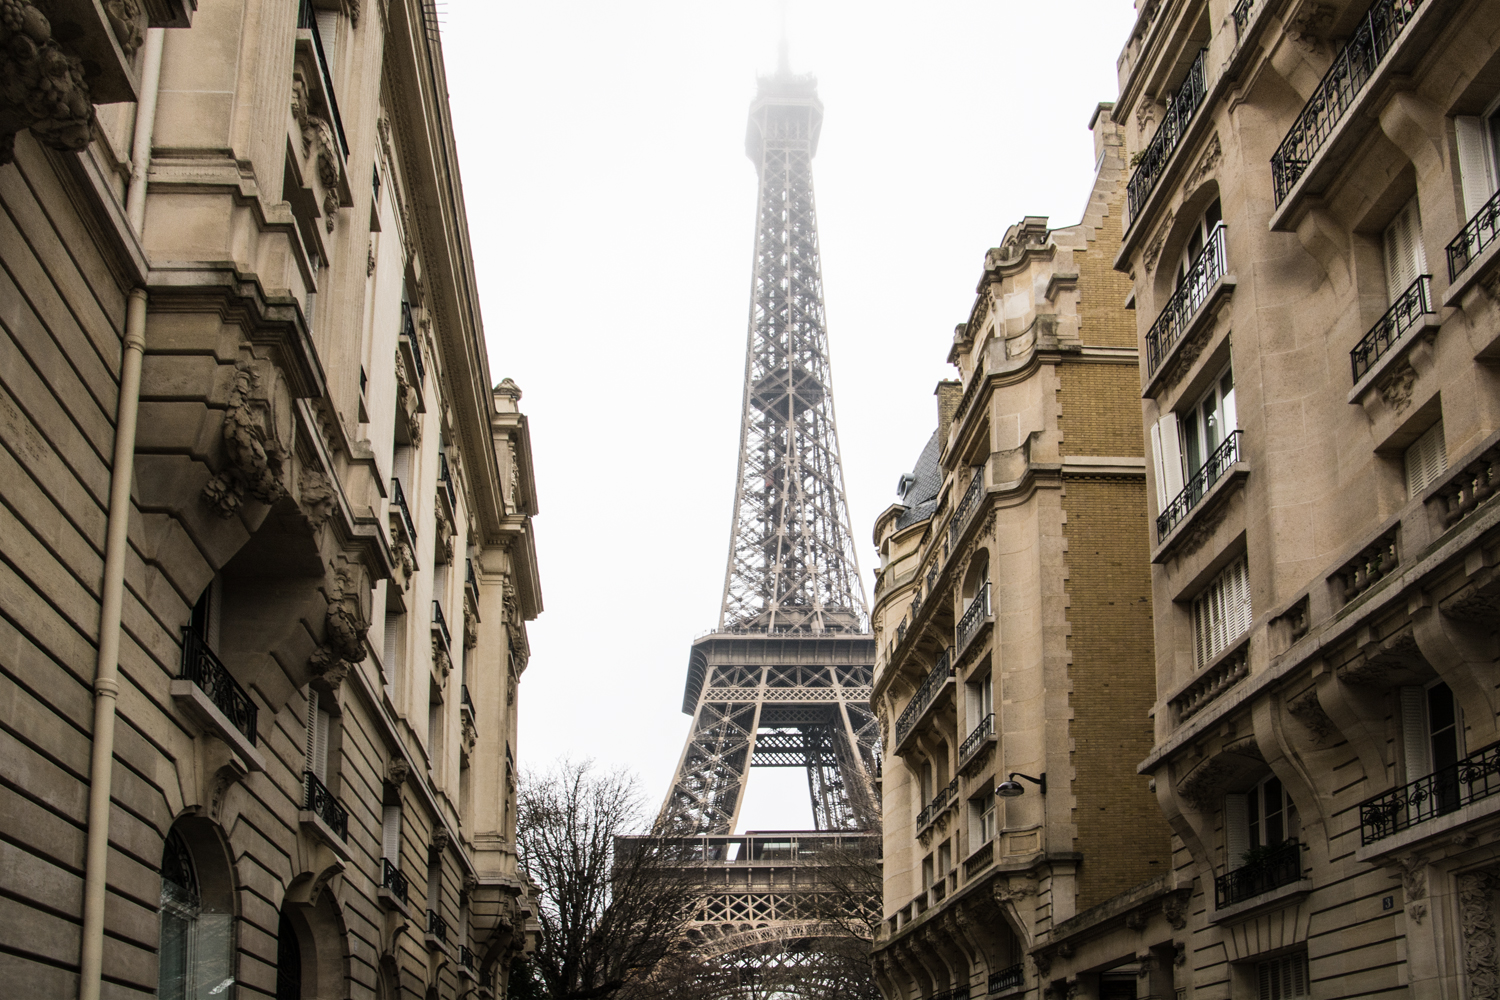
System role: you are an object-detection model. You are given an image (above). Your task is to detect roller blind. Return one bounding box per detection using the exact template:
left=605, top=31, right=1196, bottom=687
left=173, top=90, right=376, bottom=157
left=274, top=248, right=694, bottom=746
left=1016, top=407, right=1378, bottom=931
left=382, top=804, right=402, bottom=865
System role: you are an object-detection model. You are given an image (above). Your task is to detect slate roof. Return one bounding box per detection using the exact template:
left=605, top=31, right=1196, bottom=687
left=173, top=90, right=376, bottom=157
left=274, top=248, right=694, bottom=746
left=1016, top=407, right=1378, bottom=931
left=894, top=429, right=942, bottom=530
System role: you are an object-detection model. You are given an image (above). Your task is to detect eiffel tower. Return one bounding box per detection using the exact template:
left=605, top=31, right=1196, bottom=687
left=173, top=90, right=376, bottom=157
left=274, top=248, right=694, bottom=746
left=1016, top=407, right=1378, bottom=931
left=650, top=51, right=881, bottom=996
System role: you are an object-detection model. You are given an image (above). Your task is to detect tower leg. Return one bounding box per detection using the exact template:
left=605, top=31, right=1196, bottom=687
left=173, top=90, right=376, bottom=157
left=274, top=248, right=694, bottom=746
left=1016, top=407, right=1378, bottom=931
left=659, top=697, right=762, bottom=835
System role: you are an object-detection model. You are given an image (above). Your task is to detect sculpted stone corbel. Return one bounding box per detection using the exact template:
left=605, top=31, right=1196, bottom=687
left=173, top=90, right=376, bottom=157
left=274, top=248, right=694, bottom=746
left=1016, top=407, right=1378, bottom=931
left=430, top=827, right=451, bottom=860
left=1293, top=206, right=1351, bottom=295
left=299, top=469, right=338, bottom=532
left=1161, top=889, right=1190, bottom=930
left=386, top=757, right=411, bottom=787
left=203, top=363, right=293, bottom=517
left=432, top=637, right=452, bottom=678
left=1142, top=209, right=1174, bottom=273
left=394, top=351, right=422, bottom=446
left=1378, top=91, right=1448, bottom=180
left=309, top=568, right=370, bottom=681
left=0, top=0, right=94, bottom=162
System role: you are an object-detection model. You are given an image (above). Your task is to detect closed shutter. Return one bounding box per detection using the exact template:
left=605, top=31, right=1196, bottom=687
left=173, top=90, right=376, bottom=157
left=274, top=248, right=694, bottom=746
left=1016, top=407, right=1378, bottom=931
left=382, top=804, right=402, bottom=865
left=1405, top=421, right=1448, bottom=498
left=1151, top=413, right=1185, bottom=510
left=315, top=11, right=340, bottom=70
left=384, top=613, right=402, bottom=674
left=305, top=692, right=330, bottom=782
left=1456, top=116, right=1496, bottom=218
left=1257, top=952, right=1309, bottom=999
left=1400, top=686, right=1433, bottom=782
left=1224, top=793, right=1250, bottom=870
left=1383, top=197, right=1427, bottom=303
left=1194, top=556, right=1252, bottom=666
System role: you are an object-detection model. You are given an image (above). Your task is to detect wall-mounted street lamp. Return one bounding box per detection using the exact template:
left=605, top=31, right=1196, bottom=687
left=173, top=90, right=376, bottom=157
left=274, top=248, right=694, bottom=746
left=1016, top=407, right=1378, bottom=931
left=995, top=772, right=1046, bottom=797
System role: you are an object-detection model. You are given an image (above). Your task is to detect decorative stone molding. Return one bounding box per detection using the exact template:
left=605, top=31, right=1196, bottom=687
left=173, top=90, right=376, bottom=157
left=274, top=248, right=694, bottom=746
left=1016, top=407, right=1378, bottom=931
left=290, top=73, right=340, bottom=232
left=299, top=469, right=337, bottom=531
left=386, top=757, right=410, bottom=787
left=394, top=351, right=422, bottom=446
left=463, top=608, right=478, bottom=649
left=432, top=637, right=451, bottom=679
left=1376, top=356, right=1418, bottom=412
left=0, top=0, right=94, bottom=162
left=1184, top=132, right=1222, bottom=192
left=1288, top=690, right=1337, bottom=741
left=310, top=568, right=370, bottom=680
left=1162, top=888, right=1191, bottom=930
left=1459, top=868, right=1499, bottom=1000
left=1143, top=210, right=1175, bottom=273
left=1170, top=643, right=1248, bottom=723
left=430, top=827, right=450, bottom=860
left=203, top=363, right=293, bottom=517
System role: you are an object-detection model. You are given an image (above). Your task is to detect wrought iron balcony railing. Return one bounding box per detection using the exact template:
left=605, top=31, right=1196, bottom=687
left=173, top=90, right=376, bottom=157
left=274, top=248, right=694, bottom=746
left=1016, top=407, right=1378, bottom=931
left=1271, top=0, right=1423, bottom=204
left=1126, top=48, right=1208, bottom=223
left=960, top=713, right=995, bottom=766
left=1232, top=0, right=1256, bottom=35
left=1145, top=223, right=1228, bottom=377
left=390, top=477, right=416, bottom=541
left=427, top=908, right=449, bottom=944
left=179, top=630, right=258, bottom=747
left=466, top=557, right=479, bottom=604
left=438, top=452, right=457, bottom=508
left=1214, top=839, right=1302, bottom=908
left=296, top=0, right=348, bottom=158
left=461, top=685, right=475, bottom=718
left=460, top=944, right=475, bottom=971
left=402, top=301, right=425, bottom=381
left=964, top=839, right=994, bottom=879
left=1360, top=741, right=1500, bottom=845
left=303, top=770, right=348, bottom=841
left=1157, top=430, right=1243, bottom=539
left=432, top=601, right=451, bottom=650
left=949, top=467, right=985, bottom=546
left=1351, top=276, right=1434, bottom=382
left=930, top=986, right=970, bottom=1000
left=989, top=964, right=1024, bottom=995
left=895, top=649, right=953, bottom=746
left=1448, top=187, right=1500, bottom=281
left=380, top=858, right=409, bottom=906
left=916, top=779, right=958, bottom=832
left=956, top=582, right=991, bottom=654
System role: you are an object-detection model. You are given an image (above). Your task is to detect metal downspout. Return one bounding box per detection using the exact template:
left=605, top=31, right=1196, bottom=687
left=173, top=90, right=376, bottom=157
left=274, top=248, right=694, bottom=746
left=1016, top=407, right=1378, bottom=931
left=125, top=28, right=164, bottom=234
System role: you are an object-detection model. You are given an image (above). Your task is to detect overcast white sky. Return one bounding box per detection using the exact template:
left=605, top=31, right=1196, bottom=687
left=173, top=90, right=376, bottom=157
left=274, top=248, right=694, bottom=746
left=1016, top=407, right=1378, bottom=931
left=442, top=1, right=1139, bottom=832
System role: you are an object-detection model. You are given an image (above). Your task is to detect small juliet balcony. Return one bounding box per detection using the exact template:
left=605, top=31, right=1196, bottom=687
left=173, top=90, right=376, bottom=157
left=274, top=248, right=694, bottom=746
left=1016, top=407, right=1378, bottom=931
left=959, top=713, right=996, bottom=772
left=172, top=630, right=265, bottom=771
left=1446, top=189, right=1500, bottom=311
left=1126, top=47, right=1209, bottom=227
left=400, top=301, right=427, bottom=385
left=955, top=582, right=992, bottom=660
left=894, top=650, right=954, bottom=753
left=948, top=468, right=985, bottom=548
left=1359, top=742, right=1500, bottom=847
left=1350, top=276, right=1438, bottom=396
left=390, top=477, right=417, bottom=543
left=1144, top=223, right=1231, bottom=390
left=300, top=770, right=350, bottom=861
left=378, top=858, right=411, bottom=914
left=431, top=601, right=452, bottom=678
left=915, top=779, right=958, bottom=837
left=1214, top=839, right=1304, bottom=909
left=426, top=908, right=450, bottom=949
left=1156, top=430, right=1246, bottom=549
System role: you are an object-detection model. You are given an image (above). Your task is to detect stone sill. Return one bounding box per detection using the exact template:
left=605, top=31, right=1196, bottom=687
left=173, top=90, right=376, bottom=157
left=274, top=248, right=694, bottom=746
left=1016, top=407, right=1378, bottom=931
left=299, top=811, right=352, bottom=864
left=1347, top=314, right=1441, bottom=404
left=425, top=933, right=454, bottom=957
left=1444, top=232, right=1500, bottom=309
left=459, top=965, right=479, bottom=983
left=377, top=887, right=411, bottom=918
left=1210, top=879, right=1312, bottom=925
left=1267, top=0, right=1455, bottom=234
left=1151, top=464, right=1248, bottom=564
left=170, top=680, right=265, bottom=772
left=1355, top=790, right=1500, bottom=864
left=1142, top=276, right=1236, bottom=400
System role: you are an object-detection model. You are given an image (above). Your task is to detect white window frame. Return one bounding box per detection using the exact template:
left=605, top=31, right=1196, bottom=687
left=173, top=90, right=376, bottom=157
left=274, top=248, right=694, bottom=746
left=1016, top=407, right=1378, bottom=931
left=974, top=795, right=996, bottom=846
left=1181, top=363, right=1238, bottom=482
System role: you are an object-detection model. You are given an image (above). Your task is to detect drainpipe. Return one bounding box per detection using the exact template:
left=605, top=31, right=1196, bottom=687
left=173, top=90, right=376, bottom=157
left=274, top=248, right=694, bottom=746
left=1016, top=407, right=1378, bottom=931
left=125, top=28, right=165, bottom=235
left=77, top=290, right=148, bottom=1000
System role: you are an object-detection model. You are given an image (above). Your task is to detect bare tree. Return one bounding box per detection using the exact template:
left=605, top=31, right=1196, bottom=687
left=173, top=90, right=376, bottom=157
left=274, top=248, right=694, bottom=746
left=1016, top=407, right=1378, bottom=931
left=517, top=760, right=699, bottom=1000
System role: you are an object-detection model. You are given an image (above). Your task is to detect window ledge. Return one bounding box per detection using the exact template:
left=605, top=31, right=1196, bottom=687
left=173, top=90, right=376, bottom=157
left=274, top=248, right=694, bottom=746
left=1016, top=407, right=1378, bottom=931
left=377, top=887, right=411, bottom=918
left=170, top=680, right=266, bottom=772
left=1347, top=314, right=1440, bottom=404
left=1151, top=463, right=1249, bottom=564
left=1142, top=276, right=1236, bottom=400
left=299, top=810, right=352, bottom=864
left=1209, top=879, right=1312, bottom=925
left=1444, top=229, right=1500, bottom=310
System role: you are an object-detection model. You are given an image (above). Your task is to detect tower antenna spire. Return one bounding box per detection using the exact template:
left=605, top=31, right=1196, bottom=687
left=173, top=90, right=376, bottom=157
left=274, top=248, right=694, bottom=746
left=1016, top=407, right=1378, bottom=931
left=777, top=0, right=790, bottom=74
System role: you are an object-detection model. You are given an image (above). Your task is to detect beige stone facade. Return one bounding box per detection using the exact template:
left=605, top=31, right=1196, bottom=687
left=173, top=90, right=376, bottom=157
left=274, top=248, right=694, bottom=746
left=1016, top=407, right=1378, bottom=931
left=868, top=106, right=1174, bottom=1000
left=1113, top=0, right=1500, bottom=997
left=0, top=1, right=539, bottom=998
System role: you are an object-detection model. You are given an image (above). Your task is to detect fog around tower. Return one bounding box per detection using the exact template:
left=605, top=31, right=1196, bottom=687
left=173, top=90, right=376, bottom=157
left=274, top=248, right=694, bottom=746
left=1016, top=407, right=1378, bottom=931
left=443, top=1, right=1137, bottom=831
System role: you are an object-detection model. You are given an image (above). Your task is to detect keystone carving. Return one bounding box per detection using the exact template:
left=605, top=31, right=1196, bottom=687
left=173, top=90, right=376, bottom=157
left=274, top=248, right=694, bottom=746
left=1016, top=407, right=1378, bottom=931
left=203, top=364, right=292, bottom=517
left=0, top=0, right=94, bottom=163
left=430, top=827, right=450, bottom=860
left=1398, top=854, right=1429, bottom=901
left=1375, top=356, right=1418, bottom=412
left=310, top=569, right=370, bottom=680
left=299, top=469, right=338, bottom=532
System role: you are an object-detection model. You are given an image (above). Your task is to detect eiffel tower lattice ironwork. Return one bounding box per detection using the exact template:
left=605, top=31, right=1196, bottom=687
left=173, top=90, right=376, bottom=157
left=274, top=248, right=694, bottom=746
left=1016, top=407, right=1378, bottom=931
left=659, top=57, right=877, bottom=843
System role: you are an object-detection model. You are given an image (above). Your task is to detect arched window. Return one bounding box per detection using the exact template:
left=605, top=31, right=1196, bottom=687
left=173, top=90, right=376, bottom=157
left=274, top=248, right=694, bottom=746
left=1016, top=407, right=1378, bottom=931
left=158, top=824, right=235, bottom=999
left=276, top=909, right=302, bottom=1000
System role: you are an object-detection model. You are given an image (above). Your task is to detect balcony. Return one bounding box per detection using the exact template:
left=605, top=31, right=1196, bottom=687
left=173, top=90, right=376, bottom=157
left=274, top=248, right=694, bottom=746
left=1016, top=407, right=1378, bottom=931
left=948, top=468, right=985, bottom=547
left=989, top=964, right=1024, bottom=995
left=432, top=601, right=451, bottom=651
left=390, top=478, right=417, bottom=542
left=960, top=714, right=996, bottom=769
left=1350, top=276, right=1436, bottom=385
left=1271, top=0, right=1423, bottom=206
left=1157, top=431, right=1243, bottom=540
left=465, top=558, right=480, bottom=607
left=894, top=650, right=953, bottom=748
left=462, top=685, right=476, bottom=720
left=1214, top=839, right=1303, bottom=908
left=1231, top=0, right=1256, bottom=35
left=1145, top=224, right=1229, bottom=381
left=427, top=908, right=449, bottom=946
left=401, top=301, right=426, bottom=382
left=459, top=945, right=477, bottom=977
left=916, top=779, right=957, bottom=834
left=296, top=0, right=348, bottom=159
left=173, top=630, right=264, bottom=770
left=931, top=987, right=970, bottom=1000
left=378, top=858, right=410, bottom=911
left=1126, top=48, right=1208, bottom=225
left=964, top=839, right=994, bottom=879
left=1447, top=188, right=1500, bottom=293
left=301, top=770, right=350, bottom=857
left=438, top=452, right=458, bottom=509
left=956, top=582, right=991, bottom=657
left=1360, top=742, right=1500, bottom=845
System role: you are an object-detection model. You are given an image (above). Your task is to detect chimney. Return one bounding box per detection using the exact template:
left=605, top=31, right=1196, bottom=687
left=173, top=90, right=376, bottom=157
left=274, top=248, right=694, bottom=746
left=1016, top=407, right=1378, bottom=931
left=936, top=379, right=963, bottom=445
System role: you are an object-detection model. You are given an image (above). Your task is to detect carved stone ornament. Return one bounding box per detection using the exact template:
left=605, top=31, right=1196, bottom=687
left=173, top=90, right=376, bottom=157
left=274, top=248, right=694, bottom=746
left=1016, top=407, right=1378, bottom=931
left=1162, top=889, right=1190, bottom=930
left=434, top=502, right=455, bottom=562
left=367, top=241, right=377, bottom=276
left=348, top=0, right=360, bottom=27
left=1398, top=853, right=1430, bottom=901
left=1033, top=952, right=1051, bottom=977
left=1185, top=132, right=1223, bottom=191
left=0, top=0, right=95, bottom=162
left=1143, top=209, right=1175, bottom=273
left=290, top=72, right=340, bottom=233
left=1136, top=953, right=1155, bottom=977
left=1288, top=690, right=1337, bottom=741
left=1136, top=100, right=1157, bottom=139
left=1441, top=577, right=1500, bottom=624
left=1376, top=356, right=1418, bottom=412
left=462, top=717, right=477, bottom=754
left=203, top=363, right=292, bottom=517
left=310, top=568, right=370, bottom=679
left=430, top=827, right=451, bottom=860
left=1125, top=910, right=1148, bottom=931
left=102, top=0, right=144, bottom=57
left=392, top=534, right=415, bottom=583
left=1459, top=868, right=1500, bottom=1000
left=432, top=638, right=451, bottom=679
left=1174, top=941, right=1187, bottom=966
left=1286, top=2, right=1337, bottom=48
left=299, top=469, right=338, bottom=531
left=994, top=875, right=1039, bottom=904
left=393, top=351, right=422, bottom=446
left=464, top=608, right=478, bottom=649
left=386, top=757, right=411, bottom=787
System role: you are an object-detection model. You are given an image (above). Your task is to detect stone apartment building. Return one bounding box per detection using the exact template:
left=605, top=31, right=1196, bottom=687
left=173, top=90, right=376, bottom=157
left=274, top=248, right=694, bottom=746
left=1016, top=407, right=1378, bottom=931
left=0, top=1, right=539, bottom=998
left=867, top=106, right=1179, bottom=1000
left=1106, top=0, right=1500, bottom=997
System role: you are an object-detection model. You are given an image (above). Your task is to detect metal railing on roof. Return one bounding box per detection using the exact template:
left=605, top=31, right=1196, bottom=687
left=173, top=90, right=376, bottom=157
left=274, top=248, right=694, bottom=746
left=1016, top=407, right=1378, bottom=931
left=1126, top=48, right=1208, bottom=223
left=1271, top=0, right=1422, bottom=204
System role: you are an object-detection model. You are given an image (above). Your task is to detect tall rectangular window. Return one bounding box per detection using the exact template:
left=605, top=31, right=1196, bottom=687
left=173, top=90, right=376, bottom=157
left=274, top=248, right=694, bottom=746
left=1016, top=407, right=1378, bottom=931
left=305, top=691, right=331, bottom=782
left=382, top=804, right=402, bottom=866
left=1405, top=420, right=1447, bottom=498
left=1383, top=196, right=1427, bottom=303
left=1193, top=555, right=1251, bottom=667
left=1455, top=105, right=1500, bottom=218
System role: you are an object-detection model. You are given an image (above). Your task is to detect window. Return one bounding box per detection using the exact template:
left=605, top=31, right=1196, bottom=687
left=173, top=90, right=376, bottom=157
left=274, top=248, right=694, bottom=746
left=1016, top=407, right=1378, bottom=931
left=1151, top=364, right=1237, bottom=512
left=1405, top=420, right=1447, bottom=498
left=1176, top=199, right=1223, bottom=289
left=973, top=794, right=996, bottom=846
left=276, top=908, right=302, bottom=1000
left=1382, top=195, right=1427, bottom=303
left=159, top=827, right=235, bottom=1000
left=1255, top=951, right=1309, bottom=1000
left=1192, top=555, right=1251, bottom=666
left=382, top=609, right=405, bottom=685
left=1400, top=681, right=1461, bottom=786
left=1455, top=103, right=1500, bottom=219
left=921, top=853, right=935, bottom=890
left=382, top=803, right=403, bottom=867
left=1226, top=774, right=1298, bottom=867
left=967, top=672, right=993, bottom=733
left=305, top=691, right=331, bottom=783
left=937, top=839, right=952, bottom=878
